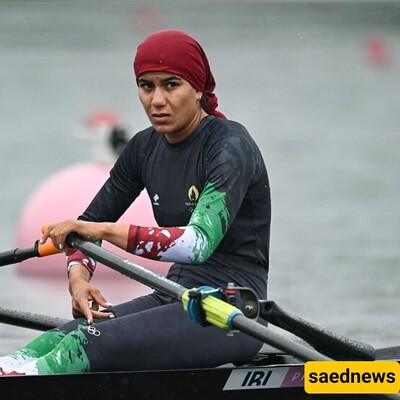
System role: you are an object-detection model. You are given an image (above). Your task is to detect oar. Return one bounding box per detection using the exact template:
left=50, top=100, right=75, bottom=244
left=0, top=307, right=68, bottom=331
left=261, top=300, right=376, bottom=361
left=63, top=233, right=330, bottom=362
left=0, top=241, right=60, bottom=267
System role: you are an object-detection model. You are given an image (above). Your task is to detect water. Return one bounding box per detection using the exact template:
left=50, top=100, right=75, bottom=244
left=0, top=3, right=399, bottom=354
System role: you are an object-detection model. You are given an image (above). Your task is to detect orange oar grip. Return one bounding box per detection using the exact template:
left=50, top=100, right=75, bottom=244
left=38, top=240, right=61, bottom=257
left=38, top=224, right=61, bottom=256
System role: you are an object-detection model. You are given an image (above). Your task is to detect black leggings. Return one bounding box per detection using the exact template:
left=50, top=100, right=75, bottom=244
left=60, top=291, right=263, bottom=372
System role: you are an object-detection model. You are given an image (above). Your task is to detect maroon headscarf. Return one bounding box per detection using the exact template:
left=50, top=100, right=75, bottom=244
left=133, top=30, right=226, bottom=119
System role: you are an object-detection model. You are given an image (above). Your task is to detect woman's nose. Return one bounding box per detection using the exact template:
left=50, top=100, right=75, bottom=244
left=151, top=87, right=166, bottom=107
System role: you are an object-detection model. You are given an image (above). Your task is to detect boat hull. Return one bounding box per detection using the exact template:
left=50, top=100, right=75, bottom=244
left=0, top=363, right=385, bottom=400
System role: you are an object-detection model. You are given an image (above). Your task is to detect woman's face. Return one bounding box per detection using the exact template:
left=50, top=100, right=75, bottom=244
left=138, top=71, right=206, bottom=144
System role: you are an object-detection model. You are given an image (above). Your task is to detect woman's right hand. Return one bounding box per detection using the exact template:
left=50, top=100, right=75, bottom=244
left=68, top=264, right=113, bottom=324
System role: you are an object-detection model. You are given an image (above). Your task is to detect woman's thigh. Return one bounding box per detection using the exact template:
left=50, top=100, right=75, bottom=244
left=81, top=301, right=263, bottom=372
left=58, top=291, right=170, bottom=333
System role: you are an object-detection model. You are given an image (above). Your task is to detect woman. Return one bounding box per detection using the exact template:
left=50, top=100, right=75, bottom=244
left=0, top=29, right=271, bottom=375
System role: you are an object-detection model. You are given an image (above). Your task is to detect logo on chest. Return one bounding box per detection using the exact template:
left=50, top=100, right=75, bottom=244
left=185, top=185, right=200, bottom=212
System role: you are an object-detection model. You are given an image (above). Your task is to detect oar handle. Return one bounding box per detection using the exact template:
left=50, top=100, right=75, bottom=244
left=39, top=224, right=61, bottom=256
left=37, top=240, right=61, bottom=257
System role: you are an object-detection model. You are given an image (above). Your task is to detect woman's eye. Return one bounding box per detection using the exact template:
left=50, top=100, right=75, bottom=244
left=165, top=81, right=179, bottom=89
left=139, top=82, right=152, bottom=90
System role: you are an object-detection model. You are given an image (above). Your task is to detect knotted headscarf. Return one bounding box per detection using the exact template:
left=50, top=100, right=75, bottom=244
left=133, top=30, right=226, bottom=119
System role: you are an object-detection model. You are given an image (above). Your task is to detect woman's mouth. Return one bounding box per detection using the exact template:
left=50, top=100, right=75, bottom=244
left=152, top=113, right=170, bottom=124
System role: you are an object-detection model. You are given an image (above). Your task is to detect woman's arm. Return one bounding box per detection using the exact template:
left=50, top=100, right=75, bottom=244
left=41, top=220, right=130, bottom=253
